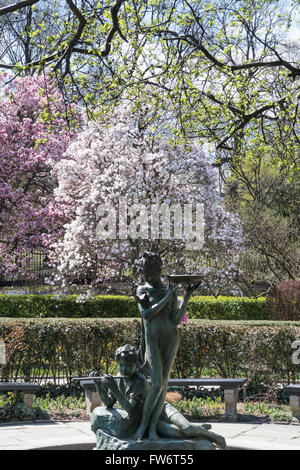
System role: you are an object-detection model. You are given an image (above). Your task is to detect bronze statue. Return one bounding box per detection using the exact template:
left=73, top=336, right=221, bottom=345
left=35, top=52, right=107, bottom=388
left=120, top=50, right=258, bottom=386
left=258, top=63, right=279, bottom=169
left=90, top=343, right=226, bottom=449
left=132, top=252, right=200, bottom=441
left=89, top=252, right=227, bottom=450
left=90, top=344, right=148, bottom=440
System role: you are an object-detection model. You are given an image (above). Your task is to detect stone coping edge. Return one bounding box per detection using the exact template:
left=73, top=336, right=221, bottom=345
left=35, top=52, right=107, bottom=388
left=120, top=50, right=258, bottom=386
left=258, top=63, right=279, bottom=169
left=1, top=436, right=299, bottom=451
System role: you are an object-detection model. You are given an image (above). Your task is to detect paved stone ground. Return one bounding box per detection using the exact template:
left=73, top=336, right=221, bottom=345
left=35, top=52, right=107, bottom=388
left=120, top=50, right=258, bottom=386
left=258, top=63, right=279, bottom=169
left=0, top=421, right=300, bottom=450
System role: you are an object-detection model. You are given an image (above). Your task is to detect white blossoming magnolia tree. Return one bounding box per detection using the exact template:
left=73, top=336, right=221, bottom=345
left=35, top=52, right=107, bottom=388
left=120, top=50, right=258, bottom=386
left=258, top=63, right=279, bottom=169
left=51, top=105, right=244, bottom=295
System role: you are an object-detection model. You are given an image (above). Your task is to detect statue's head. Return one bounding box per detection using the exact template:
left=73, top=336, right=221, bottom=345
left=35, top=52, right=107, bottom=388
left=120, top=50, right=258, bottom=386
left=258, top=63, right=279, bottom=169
left=137, top=252, right=162, bottom=283
left=115, top=344, right=138, bottom=377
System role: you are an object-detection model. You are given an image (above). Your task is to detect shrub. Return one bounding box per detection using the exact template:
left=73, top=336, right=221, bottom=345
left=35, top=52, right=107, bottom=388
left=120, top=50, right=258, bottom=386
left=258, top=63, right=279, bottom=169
left=266, top=280, right=300, bottom=321
left=188, top=296, right=268, bottom=320
left=0, top=294, right=139, bottom=318
left=0, top=319, right=299, bottom=400
left=0, top=391, right=47, bottom=421
left=0, top=294, right=268, bottom=320
left=0, top=318, right=141, bottom=383
left=172, top=396, right=223, bottom=419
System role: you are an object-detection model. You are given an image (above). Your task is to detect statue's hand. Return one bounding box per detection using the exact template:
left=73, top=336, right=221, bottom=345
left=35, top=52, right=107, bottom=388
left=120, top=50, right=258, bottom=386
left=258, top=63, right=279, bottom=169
left=89, top=370, right=102, bottom=383
left=134, top=292, right=149, bottom=309
left=171, top=285, right=180, bottom=294
left=101, top=375, right=119, bottom=394
left=89, top=371, right=98, bottom=377
left=185, top=282, right=201, bottom=297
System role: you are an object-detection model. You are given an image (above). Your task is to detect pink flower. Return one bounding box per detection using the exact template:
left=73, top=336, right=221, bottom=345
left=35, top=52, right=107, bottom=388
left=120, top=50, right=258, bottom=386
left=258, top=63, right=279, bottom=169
left=0, top=73, right=81, bottom=278
left=182, top=312, right=188, bottom=323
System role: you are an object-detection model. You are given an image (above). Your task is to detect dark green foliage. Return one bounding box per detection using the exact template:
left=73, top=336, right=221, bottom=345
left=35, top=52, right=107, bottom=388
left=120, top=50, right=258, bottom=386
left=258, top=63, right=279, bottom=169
left=0, top=294, right=139, bottom=318
left=35, top=382, right=83, bottom=399
left=188, top=296, right=268, bottom=320
left=0, top=318, right=141, bottom=383
left=0, top=391, right=48, bottom=421
left=1, top=319, right=299, bottom=401
left=0, top=294, right=269, bottom=320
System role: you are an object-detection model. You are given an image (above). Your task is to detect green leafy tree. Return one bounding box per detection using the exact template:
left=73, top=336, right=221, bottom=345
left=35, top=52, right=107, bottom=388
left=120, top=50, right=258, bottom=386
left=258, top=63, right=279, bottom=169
left=224, top=149, right=300, bottom=294
left=0, top=0, right=298, bottom=292
left=0, top=1, right=298, bottom=142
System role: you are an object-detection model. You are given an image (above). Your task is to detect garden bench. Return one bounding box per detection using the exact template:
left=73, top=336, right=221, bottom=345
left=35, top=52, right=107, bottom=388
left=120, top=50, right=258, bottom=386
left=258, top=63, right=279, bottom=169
left=78, top=377, right=246, bottom=422
left=0, top=382, right=40, bottom=408
left=283, top=385, right=300, bottom=422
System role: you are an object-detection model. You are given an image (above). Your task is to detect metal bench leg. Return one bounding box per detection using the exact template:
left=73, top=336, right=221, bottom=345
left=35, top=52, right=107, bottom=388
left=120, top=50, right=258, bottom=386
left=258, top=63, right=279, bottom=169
left=290, top=395, right=300, bottom=422
left=85, top=390, right=101, bottom=414
left=223, top=388, right=238, bottom=422
left=23, top=393, right=34, bottom=408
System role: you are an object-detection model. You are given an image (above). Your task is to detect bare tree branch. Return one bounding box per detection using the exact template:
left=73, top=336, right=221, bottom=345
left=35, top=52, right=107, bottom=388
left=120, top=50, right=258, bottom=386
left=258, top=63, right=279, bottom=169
left=0, top=0, right=40, bottom=16
left=0, top=0, right=129, bottom=74
left=54, top=0, right=87, bottom=75
left=100, top=0, right=127, bottom=57
left=159, top=29, right=300, bottom=76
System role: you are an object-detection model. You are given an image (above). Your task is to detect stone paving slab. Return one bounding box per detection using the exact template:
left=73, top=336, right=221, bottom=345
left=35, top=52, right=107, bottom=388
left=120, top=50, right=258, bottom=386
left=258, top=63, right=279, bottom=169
left=242, top=422, right=300, bottom=438
left=0, top=421, right=300, bottom=450
left=0, top=421, right=95, bottom=450
left=206, top=423, right=260, bottom=439
left=212, top=422, right=300, bottom=450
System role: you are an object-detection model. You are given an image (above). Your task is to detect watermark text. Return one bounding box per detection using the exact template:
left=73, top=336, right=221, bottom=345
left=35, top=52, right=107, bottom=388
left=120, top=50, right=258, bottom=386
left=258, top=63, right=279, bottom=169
left=292, top=338, right=300, bottom=365
left=0, top=339, right=6, bottom=365
left=96, top=199, right=205, bottom=250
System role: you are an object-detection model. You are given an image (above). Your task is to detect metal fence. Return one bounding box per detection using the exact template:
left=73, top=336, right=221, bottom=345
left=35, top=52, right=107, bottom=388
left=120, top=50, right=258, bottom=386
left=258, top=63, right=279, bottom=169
left=0, top=252, right=52, bottom=287
left=0, top=250, right=276, bottom=295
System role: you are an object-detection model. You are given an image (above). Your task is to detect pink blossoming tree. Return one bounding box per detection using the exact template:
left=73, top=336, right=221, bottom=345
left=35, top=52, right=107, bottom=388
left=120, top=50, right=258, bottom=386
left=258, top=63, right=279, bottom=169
left=51, top=105, right=244, bottom=295
left=0, top=73, right=80, bottom=279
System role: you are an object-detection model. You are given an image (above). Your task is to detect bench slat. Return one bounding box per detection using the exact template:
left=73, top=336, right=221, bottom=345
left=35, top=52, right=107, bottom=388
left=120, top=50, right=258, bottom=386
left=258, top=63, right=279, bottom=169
left=167, top=378, right=247, bottom=389
left=79, top=378, right=247, bottom=391
left=283, top=385, right=300, bottom=396
left=0, top=382, right=40, bottom=392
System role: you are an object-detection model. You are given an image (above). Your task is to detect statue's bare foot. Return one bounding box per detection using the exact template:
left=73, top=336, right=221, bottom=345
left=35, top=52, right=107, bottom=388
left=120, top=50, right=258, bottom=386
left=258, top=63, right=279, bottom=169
left=212, top=433, right=226, bottom=449
left=201, top=424, right=212, bottom=430
left=148, top=429, right=159, bottom=441
left=133, top=427, right=144, bottom=441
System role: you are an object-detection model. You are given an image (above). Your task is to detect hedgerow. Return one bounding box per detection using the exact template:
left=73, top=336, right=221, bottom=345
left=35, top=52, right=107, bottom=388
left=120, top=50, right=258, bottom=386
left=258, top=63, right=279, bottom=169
left=0, top=295, right=139, bottom=318
left=0, top=295, right=269, bottom=320
left=188, top=296, right=268, bottom=320
left=1, top=319, right=299, bottom=399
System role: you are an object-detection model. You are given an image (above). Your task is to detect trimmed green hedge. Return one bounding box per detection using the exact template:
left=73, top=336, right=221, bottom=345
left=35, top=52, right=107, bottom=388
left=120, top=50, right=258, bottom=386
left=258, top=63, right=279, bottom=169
left=0, top=294, right=269, bottom=320
left=0, top=295, right=139, bottom=318
left=1, top=319, right=299, bottom=395
left=188, top=296, right=268, bottom=320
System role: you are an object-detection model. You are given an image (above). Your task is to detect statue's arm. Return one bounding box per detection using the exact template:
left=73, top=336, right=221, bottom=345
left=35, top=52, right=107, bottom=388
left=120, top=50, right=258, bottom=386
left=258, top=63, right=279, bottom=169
left=173, top=284, right=201, bottom=324
left=116, top=377, right=148, bottom=415
left=136, top=287, right=173, bottom=321
left=173, top=295, right=189, bottom=324
left=94, top=380, right=116, bottom=408
left=101, top=376, right=143, bottom=414
left=111, top=389, right=136, bottom=414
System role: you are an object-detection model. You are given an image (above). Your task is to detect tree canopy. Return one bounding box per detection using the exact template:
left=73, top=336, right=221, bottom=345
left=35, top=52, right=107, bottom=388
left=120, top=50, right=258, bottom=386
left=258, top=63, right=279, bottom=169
left=0, top=0, right=299, bottom=291
left=0, top=0, right=298, bottom=166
